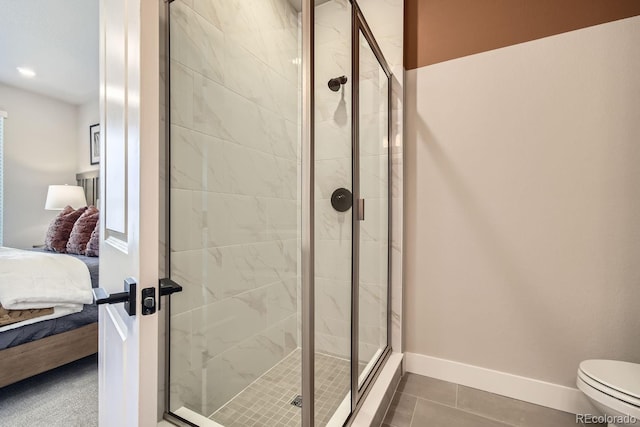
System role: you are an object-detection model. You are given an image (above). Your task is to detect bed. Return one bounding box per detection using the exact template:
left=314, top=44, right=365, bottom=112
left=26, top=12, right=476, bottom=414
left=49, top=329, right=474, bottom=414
left=0, top=171, right=100, bottom=388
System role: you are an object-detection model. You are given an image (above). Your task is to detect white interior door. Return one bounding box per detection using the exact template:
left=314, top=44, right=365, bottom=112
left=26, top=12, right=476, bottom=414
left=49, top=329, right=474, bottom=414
left=98, top=0, right=160, bottom=425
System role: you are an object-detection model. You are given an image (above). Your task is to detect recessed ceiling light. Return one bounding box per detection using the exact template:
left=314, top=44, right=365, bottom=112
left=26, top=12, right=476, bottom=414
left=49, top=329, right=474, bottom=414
left=17, top=67, right=36, bottom=78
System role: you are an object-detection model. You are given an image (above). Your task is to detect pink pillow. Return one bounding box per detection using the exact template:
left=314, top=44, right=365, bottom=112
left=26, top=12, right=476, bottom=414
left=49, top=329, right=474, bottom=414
left=44, top=206, right=88, bottom=253
left=85, top=219, right=100, bottom=257
left=66, top=206, right=99, bottom=255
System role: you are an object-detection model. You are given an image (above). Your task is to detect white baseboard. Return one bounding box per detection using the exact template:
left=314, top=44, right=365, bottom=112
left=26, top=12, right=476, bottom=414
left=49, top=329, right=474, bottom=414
left=405, top=352, right=595, bottom=415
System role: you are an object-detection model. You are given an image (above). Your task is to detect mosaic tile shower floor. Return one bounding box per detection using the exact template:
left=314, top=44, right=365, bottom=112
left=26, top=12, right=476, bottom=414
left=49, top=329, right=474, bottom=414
left=209, top=349, right=352, bottom=427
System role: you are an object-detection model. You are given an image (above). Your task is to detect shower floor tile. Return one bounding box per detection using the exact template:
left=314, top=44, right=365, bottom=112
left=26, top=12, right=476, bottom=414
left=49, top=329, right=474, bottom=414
left=209, top=349, right=351, bottom=427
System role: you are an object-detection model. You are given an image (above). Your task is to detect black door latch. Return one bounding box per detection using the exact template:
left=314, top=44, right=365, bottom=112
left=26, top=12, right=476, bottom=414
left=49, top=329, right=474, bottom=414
left=93, top=278, right=137, bottom=316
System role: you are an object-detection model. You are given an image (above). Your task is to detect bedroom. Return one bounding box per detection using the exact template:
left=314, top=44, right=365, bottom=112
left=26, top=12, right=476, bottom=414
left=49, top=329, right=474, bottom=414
left=0, top=0, right=100, bottom=424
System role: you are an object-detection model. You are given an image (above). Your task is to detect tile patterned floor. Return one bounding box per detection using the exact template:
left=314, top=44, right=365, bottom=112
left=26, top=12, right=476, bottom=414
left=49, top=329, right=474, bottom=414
left=382, top=373, right=606, bottom=427
left=210, top=349, right=351, bottom=427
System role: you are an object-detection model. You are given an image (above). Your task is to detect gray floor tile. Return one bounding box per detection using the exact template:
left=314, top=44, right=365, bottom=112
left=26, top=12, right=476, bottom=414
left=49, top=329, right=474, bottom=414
left=396, top=373, right=457, bottom=406
left=411, top=399, right=510, bottom=427
left=457, top=385, right=583, bottom=427
left=383, top=392, right=417, bottom=427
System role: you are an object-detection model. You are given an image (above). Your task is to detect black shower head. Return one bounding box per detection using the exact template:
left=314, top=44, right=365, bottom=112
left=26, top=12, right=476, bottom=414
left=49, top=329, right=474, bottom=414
left=328, top=75, right=348, bottom=92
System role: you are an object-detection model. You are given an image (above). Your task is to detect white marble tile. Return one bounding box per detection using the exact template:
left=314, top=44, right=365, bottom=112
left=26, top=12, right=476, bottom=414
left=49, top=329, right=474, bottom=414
left=360, top=196, right=388, bottom=242
left=204, top=322, right=286, bottom=412
left=315, top=0, right=351, bottom=46
left=169, top=311, right=204, bottom=413
left=266, top=197, right=298, bottom=240
left=358, top=282, right=385, bottom=330
left=220, top=141, right=278, bottom=196
left=192, top=73, right=230, bottom=140
left=316, top=314, right=350, bottom=340
left=205, top=193, right=268, bottom=247
left=273, top=119, right=298, bottom=160
left=200, top=133, right=230, bottom=194
left=223, top=43, right=272, bottom=110
left=170, top=60, right=194, bottom=128
left=360, top=154, right=389, bottom=199
left=252, top=0, right=299, bottom=80
left=315, top=157, right=351, bottom=200
left=205, top=245, right=260, bottom=298
left=170, top=189, right=206, bottom=252
left=266, top=278, right=297, bottom=326
left=171, top=125, right=205, bottom=191
left=273, top=157, right=298, bottom=199
left=315, top=198, right=351, bottom=241
left=359, top=239, right=388, bottom=286
left=205, top=241, right=294, bottom=298
left=191, top=0, right=223, bottom=30
left=261, top=27, right=299, bottom=85
left=217, top=0, right=269, bottom=65
left=315, top=119, right=351, bottom=161
left=170, top=249, right=217, bottom=314
left=193, top=288, right=268, bottom=361
left=221, top=88, right=298, bottom=162
left=316, top=277, right=351, bottom=330
left=267, top=66, right=299, bottom=122
left=315, top=239, right=351, bottom=282
left=316, top=332, right=350, bottom=359
left=171, top=1, right=224, bottom=84
left=284, top=313, right=298, bottom=353
left=359, top=111, right=389, bottom=157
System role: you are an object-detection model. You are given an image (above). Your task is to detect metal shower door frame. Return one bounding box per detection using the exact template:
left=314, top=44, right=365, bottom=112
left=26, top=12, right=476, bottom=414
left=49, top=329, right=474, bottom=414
left=349, top=0, right=394, bottom=420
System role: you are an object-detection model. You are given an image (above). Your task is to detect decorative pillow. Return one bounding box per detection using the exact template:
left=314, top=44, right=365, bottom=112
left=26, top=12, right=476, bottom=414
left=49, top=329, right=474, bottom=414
left=85, top=219, right=100, bottom=257
left=44, top=206, right=88, bottom=253
left=66, top=206, right=99, bottom=255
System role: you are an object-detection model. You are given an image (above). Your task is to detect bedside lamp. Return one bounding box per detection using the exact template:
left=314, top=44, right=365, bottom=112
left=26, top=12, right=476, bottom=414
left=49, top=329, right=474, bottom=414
left=45, top=185, right=88, bottom=210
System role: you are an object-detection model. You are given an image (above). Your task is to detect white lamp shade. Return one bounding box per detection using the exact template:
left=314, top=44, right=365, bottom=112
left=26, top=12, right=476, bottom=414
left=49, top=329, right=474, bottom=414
left=45, top=185, right=88, bottom=210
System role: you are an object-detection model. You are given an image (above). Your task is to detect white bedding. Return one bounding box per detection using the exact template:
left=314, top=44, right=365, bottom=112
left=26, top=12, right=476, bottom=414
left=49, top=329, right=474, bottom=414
left=0, top=247, right=93, bottom=310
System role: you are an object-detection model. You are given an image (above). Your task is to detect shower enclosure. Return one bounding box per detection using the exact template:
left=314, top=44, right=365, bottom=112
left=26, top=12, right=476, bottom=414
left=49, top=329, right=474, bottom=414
left=165, top=0, right=392, bottom=425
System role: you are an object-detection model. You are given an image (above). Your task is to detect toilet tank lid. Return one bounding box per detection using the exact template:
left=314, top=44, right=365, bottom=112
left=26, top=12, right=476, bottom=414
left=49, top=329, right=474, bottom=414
left=580, top=360, right=640, bottom=400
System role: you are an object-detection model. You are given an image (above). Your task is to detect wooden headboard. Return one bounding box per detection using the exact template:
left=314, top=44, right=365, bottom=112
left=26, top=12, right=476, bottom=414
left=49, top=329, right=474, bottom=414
left=76, top=171, right=99, bottom=207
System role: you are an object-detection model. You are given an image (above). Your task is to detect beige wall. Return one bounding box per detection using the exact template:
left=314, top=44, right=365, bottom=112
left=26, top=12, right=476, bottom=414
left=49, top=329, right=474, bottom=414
left=76, top=98, right=99, bottom=173
left=405, top=16, right=640, bottom=388
left=0, top=83, right=78, bottom=249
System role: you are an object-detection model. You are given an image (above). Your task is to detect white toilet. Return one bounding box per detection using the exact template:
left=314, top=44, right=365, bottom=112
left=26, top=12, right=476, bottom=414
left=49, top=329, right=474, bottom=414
left=577, top=360, right=640, bottom=426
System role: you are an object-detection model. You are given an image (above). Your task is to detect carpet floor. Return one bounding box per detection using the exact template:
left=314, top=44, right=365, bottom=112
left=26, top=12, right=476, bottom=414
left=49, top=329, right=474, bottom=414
left=0, top=354, right=98, bottom=427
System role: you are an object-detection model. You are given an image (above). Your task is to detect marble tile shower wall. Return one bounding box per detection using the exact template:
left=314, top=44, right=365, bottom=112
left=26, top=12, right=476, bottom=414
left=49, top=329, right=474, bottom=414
left=314, top=0, right=391, bottom=362
left=314, top=0, right=354, bottom=359
left=168, top=0, right=301, bottom=416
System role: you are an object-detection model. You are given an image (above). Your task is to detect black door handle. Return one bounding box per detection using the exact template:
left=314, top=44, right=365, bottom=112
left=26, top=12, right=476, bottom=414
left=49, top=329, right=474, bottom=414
left=93, top=278, right=137, bottom=316
left=157, top=278, right=183, bottom=310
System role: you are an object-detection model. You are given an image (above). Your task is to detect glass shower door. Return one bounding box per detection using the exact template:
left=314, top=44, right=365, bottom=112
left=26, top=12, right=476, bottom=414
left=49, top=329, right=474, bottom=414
left=353, top=11, right=392, bottom=392
left=166, top=0, right=303, bottom=424
left=313, top=1, right=353, bottom=425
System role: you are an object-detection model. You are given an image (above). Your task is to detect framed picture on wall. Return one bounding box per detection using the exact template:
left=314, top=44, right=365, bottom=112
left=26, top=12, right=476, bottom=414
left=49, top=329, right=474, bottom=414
left=90, top=123, right=100, bottom=165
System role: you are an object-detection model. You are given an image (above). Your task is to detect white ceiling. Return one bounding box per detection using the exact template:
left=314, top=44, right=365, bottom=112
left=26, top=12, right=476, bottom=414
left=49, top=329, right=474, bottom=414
left=0, top=0, right=99, bottom=105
